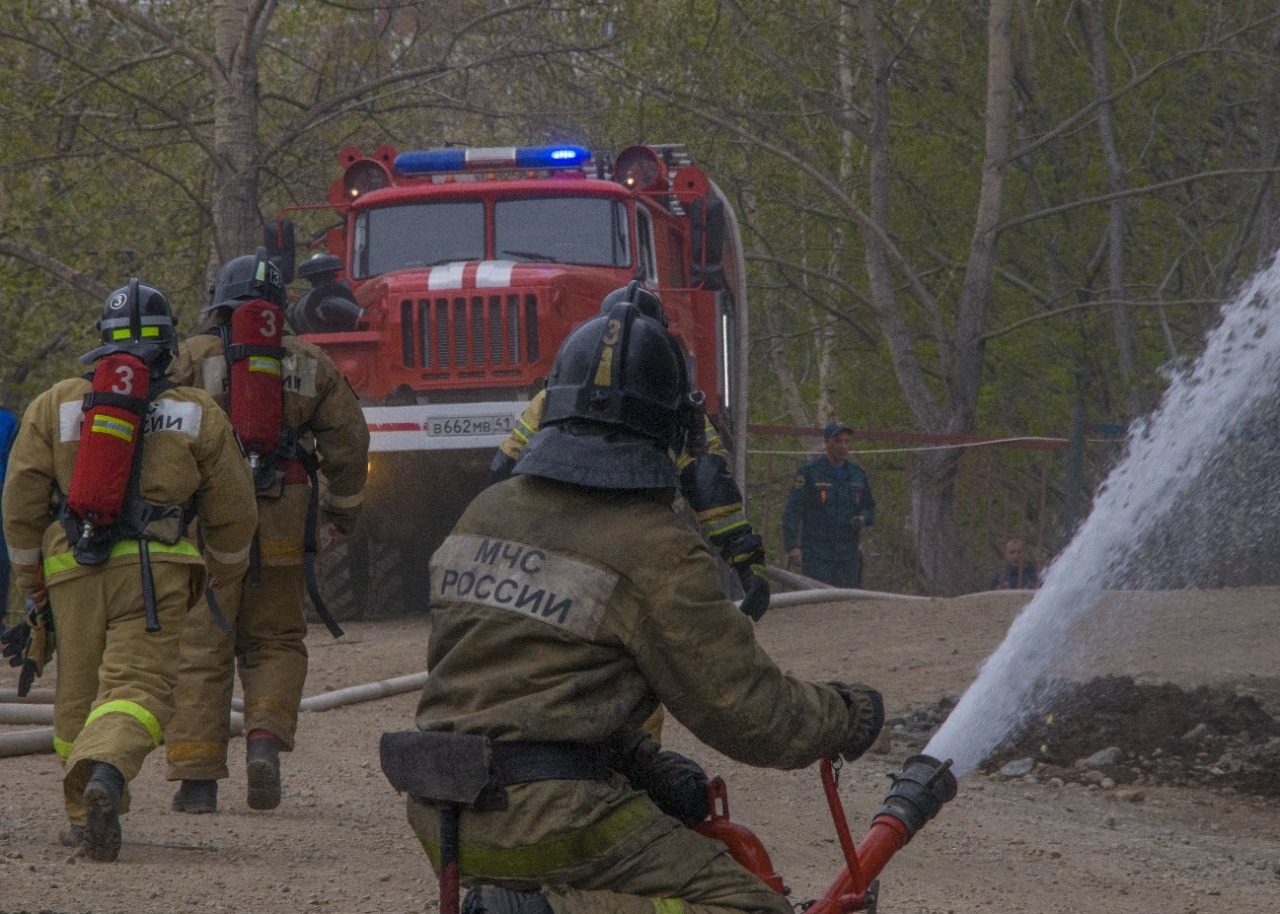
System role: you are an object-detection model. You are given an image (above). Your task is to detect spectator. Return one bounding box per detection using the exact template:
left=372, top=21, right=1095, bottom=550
left=0, top=403, right=16, bottom=622
left=782, top=421, right=875, bottom=588
left=990, top=537, right=1039, bottom=590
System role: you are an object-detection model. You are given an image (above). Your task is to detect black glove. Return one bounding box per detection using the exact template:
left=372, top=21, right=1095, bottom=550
left=828, top=682, right=884, bottom=762
left=719, top=530, right=770, bottom=621
left=2, top=597, right=55, bottom=698
left=610, top=732, right=710, bottom=826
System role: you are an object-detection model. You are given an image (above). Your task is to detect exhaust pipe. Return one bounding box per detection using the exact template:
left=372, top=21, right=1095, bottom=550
left=813, top=754, right=957, bottom=913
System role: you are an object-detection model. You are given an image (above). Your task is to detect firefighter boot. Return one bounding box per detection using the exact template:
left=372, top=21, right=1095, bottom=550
left=83, top=761, right=124, bottom=862
left=246, top=730, right=282, bottom=811
left=172, top=779, right=218, bottom=814
left=58, top=824, right=85, bottom=848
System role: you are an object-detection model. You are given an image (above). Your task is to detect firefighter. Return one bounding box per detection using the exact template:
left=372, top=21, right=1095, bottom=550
left=389, top=295, right=884, bottom=914
left=0, top=280, right=257, bottom=862
left=164, top=250, right=369, bottom=814
left=491, top=283, right=770, bottom=623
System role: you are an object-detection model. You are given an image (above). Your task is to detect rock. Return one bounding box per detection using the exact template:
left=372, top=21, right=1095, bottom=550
left=1182, top=723, right=1210, bottom=742
left=999, top=758, right=1035, bottom=777
left=1079, top=747, right=1123, bottom=768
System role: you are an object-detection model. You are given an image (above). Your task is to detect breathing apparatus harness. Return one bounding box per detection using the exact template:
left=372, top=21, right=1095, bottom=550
left=209, top=296, right=344, bottom=639
left=58, top=356, right=188, bottom=633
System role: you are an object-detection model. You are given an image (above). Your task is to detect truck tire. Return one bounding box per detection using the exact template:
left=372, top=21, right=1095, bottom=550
left=303, top=533, right=367, bottom=624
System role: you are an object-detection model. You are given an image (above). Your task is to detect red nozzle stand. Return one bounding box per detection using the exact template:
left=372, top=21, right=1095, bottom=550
left=810, top=754, right=958, bottom=913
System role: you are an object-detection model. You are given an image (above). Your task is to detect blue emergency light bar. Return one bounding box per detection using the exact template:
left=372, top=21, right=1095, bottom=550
left=395, top=145, right=592, bottom=175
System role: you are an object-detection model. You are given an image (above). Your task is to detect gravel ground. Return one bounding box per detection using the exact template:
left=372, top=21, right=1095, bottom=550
left=2, top=586, right=1279, bottom=914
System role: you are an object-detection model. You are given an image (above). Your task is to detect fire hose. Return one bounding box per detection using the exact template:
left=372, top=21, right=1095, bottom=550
left=0, top=671, right=430, bottom=758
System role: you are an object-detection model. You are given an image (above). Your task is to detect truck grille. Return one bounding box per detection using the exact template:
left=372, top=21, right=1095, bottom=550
left=398, top=293, right=539, bottom=369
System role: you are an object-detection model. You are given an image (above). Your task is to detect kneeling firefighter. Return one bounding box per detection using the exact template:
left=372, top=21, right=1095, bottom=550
left=164, top=249, right=369, bottom=815
left=1, top=281, right=257, bottom=861
left=492, top=282, right=770, bottom=624
left=382, top=292, right=885, bottom=914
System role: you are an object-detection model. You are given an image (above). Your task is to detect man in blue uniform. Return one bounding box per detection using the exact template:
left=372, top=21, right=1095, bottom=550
left=782, top=421, right=875, bottom=588
left=0, top=404, right=17, bottom=622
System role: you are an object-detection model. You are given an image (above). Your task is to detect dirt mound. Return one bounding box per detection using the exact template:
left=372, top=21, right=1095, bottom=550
left=891, top=676, right=1280, bottom=797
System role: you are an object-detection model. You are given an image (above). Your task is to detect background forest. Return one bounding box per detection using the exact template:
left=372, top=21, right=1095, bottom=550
left=3, top=0, right=1279, bottom=595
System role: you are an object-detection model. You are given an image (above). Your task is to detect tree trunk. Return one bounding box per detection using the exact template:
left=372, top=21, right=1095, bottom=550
left=211, top=0, right=265, bottom=272
left=1081, top=0, right=1137, bottom=417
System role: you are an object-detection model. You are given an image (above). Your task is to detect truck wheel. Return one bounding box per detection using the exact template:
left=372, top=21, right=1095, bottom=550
left=304, top=533, right=367, bottom=624
left=364, top=539, right=432, bottom=617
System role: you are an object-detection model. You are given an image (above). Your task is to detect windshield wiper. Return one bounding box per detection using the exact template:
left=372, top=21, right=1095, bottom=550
left=498, top=249, right=557, bottom=263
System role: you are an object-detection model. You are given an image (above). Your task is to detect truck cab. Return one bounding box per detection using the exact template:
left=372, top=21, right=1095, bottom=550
left=276, top=143, right=748, bottom=617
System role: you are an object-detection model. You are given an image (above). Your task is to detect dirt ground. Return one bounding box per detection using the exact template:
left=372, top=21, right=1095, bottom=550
left=3, top=586, right=1279, bottom=914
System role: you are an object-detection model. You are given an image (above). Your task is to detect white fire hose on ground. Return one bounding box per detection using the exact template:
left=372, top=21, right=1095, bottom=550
left=0, top=671, right=431, bottom=758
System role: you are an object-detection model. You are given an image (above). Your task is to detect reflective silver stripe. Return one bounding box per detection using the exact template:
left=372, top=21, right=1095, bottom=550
left=282, top=354, right=318, bottom=398
left=206, top=543, right=252, bottom=566
left=99, top=315, right=173, bottom=329
left=59, top=400, right=84, bottom=442
left=7, top=545, right=42, bottom=565
left=324, top=491, right=365, bottom=509
left=200, top=355, right=227, bottom=396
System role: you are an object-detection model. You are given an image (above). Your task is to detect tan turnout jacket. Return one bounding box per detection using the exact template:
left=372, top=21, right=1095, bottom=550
left=3, top=377, right=257, bottom=592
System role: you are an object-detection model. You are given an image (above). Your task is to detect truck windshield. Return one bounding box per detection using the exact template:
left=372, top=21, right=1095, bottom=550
left=494, top=197, right=630, bottom=267
left=353, top=201, right=485, bottom=278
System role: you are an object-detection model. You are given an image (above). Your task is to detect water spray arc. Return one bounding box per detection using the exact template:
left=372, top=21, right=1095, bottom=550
left=925, top=258, right=1280, bottom=775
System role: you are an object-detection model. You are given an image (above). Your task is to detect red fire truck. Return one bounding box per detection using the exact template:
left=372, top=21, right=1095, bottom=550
left=271, top=142, right=748, bottom=618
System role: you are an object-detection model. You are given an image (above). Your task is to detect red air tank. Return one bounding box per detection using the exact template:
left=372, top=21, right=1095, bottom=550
left=66, top=352, right=151, bottom=525
left=229, top=299, right=285, bottom=456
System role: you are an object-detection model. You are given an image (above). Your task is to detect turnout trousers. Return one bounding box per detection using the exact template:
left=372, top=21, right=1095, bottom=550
left=165, top=486, right=310, bottom=781
left=50, top=560, right=202, bottom=826
left=407, top=778, right=791, bottom=914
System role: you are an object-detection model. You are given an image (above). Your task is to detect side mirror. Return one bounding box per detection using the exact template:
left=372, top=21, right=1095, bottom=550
left=264, top=220, right=297, bottom=285
left=689, top=197, right=726, bottom=291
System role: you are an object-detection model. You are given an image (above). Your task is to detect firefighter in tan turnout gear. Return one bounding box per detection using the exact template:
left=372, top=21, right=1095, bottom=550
left=491, top=283, right=770, bottom=625
left=165, top=250, right=369, bottom=814
left=0, top=280, right=257, bottom=862
left=381, top=292, right=885, bottom=914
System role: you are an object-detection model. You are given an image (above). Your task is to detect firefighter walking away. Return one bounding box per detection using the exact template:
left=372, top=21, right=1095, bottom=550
left=164, top=249, right=369, bottom=815
left=1, top=280, right=257, bottom=861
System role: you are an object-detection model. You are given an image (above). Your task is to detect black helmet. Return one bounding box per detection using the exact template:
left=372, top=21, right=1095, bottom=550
left=80, top=278, right=179, bottom=370
left=599, top=280, right=666, bottom=326
left=515, top=295, right=693, bottom=490
left=205, top=246, right=286, bottom=312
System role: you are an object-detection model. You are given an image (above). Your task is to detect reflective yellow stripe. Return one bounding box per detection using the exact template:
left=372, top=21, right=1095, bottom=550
left=111, top=327, right=160, bottom=339
left=53, top=736, right=73, bottom=758
left=43, top=539, right=201, bottom=577
left=91, top=415, right=136, bottom=442
left=422, top=797, right=654, bottom=879
left=703, top=516, right=748, bottom=539
left=248, top=356, right=282, bottom=375
left=511, top=419, right=537, bottom=445
left=652, top=900, right=685, bottom=914
left=84, top=699, right=163, bottom=747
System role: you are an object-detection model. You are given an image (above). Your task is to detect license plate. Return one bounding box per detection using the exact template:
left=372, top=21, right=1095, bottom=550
left=426, top=415, right=516, bottom=437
